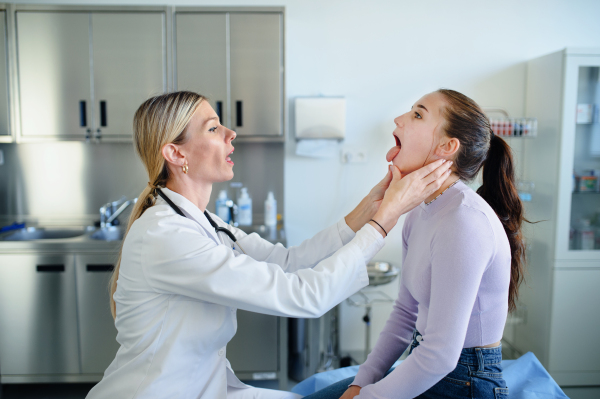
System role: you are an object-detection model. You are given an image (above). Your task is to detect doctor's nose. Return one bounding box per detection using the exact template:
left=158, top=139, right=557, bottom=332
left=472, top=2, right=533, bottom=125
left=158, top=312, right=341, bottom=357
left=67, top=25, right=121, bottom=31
left=226, top=128, right=237, bottom=142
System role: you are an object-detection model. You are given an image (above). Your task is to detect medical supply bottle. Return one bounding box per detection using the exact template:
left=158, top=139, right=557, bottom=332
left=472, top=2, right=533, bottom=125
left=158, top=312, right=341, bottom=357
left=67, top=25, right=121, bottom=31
left=579, top=219, right=595, bottom=250
left=264, top=191, right=277, bottom=227
left=216, top=190, right=230, bottom=223
left=238, top=187, right=252, bottom=226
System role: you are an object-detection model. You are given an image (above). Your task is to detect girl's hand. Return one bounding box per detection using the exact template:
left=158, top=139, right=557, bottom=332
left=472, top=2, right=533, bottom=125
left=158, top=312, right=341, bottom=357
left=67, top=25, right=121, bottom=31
left=369, top=159, right=452, bottom=236
left=339, top=385, right=361, bottom=399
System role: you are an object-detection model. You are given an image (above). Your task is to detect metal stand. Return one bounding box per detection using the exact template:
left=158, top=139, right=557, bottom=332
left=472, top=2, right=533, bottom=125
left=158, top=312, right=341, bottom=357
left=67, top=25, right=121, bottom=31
left=346, top=290, right=394, bottom=361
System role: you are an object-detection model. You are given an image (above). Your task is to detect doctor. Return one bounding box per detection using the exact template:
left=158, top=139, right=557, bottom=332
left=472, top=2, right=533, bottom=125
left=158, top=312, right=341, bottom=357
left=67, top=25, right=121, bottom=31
left=86, top=91, right=451, bottom=399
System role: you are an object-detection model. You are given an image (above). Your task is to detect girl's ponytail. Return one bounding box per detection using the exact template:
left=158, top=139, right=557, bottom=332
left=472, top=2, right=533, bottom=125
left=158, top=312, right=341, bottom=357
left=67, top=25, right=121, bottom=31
left=476, top=134, right=525, bottom=312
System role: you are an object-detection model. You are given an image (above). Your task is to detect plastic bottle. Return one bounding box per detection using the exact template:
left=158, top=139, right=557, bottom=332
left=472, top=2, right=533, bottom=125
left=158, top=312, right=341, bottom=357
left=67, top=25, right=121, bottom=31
left=580, top=219, right=595, bottom=250
left=264, top=192, right=277, bottom=227
left=237, top=187, right=252, bottom=226
left=215, top=190, right=230, bottom=223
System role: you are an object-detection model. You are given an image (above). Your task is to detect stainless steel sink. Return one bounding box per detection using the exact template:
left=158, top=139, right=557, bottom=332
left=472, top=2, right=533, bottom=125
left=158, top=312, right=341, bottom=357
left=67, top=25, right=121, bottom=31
left=1, top=227, right=90, bottom=241
left=90, top=226, right=125, bottom=241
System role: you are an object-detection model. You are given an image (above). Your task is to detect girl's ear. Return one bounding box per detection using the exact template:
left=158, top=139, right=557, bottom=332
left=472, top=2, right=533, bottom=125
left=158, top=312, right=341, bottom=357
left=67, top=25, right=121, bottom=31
left=436, top=136, right=460, bottom=158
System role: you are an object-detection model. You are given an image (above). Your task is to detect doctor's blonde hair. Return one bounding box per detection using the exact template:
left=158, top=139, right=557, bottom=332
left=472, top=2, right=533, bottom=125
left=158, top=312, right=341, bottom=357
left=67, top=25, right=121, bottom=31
left=109, top=91, right=205, bottom=319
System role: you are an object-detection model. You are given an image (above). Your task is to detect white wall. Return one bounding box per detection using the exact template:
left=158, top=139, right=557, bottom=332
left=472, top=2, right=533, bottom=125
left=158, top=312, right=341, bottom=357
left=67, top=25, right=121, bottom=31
left=16, top=0, right=600, bottom=354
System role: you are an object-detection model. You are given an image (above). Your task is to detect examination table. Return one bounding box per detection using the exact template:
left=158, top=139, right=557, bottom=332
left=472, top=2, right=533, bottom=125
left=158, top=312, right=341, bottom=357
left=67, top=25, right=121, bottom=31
left=291, top=352, right=568, bottom=398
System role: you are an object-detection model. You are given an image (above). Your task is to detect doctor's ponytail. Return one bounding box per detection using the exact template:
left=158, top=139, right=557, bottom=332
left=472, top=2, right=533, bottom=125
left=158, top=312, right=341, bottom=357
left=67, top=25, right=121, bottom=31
left=109, top=91, right=205, bottom=319
left=436, top=89, right=527, bottom=313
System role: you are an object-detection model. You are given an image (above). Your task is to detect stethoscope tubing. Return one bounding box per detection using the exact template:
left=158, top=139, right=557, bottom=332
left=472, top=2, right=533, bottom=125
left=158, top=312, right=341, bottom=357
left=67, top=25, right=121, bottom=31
left=156, top=188, right=246, bottom=253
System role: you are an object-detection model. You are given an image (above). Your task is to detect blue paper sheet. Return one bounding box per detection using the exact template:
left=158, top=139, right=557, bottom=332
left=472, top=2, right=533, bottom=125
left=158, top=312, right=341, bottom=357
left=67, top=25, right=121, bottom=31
left=291, top=352, right=568, bottom=398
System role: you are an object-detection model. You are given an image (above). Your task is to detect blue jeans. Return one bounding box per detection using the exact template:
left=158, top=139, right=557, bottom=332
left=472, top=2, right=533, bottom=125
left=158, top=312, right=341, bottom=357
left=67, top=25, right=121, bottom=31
left=303, top=331, right=508, bottom=399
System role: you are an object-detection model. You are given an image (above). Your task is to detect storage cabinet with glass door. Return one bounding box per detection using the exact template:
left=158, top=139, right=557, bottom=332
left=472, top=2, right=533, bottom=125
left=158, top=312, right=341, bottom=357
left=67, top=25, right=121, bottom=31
left=16, top=8, right=166, bottom=141
left=514, top=48, right=600, bottom=386
left=0, top=8, right=10, bottom=141
left=175, top=10, right=284, bottom=138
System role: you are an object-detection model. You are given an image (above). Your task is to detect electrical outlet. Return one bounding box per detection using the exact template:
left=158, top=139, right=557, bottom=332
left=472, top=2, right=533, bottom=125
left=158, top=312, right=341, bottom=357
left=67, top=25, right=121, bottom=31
left=341, top=149, right=367, bottom=163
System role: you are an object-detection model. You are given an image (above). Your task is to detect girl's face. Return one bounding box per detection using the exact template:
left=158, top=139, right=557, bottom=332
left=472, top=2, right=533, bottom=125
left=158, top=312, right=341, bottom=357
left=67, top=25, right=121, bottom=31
left=180, top=101, right=237, bottom=184
left=386, top=92, right=448, bottom=177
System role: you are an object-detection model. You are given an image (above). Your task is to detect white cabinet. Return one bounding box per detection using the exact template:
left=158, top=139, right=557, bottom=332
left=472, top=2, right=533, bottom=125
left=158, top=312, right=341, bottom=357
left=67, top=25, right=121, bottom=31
left=16, top=9, right=166, bottom=141
left=514, top=48, right=600, bottom=386
left=548, top=267, right=600, bottom=384
left=175, top=10, right=283, bottom=138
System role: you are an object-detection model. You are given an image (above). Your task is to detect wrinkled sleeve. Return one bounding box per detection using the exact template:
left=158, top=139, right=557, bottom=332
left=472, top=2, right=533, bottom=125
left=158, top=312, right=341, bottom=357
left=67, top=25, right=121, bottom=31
left=141, top=215, right=381, bottom=318
left=213, top=213, right=356, bottom=274
left=352, top=212, right=418, bottom=387
left=356, top=208, right=496, bottom=399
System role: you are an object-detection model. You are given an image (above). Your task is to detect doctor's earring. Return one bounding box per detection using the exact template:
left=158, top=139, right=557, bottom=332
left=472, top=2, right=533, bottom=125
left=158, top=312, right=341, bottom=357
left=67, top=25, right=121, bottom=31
left=182, top=162, right=189, bottom=174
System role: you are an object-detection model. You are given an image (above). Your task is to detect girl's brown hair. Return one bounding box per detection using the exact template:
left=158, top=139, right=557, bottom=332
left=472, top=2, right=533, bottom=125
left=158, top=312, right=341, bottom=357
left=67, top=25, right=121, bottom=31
left=109, top=91, right=205, bottom=319
left=437, top=89, right=526, bottom=312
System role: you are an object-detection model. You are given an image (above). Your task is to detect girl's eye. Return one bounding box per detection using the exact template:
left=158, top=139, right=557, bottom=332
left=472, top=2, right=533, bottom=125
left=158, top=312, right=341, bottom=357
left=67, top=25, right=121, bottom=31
left=208, top=126, right=218, bottom=132
left=414, top=112, right=422, bottom=119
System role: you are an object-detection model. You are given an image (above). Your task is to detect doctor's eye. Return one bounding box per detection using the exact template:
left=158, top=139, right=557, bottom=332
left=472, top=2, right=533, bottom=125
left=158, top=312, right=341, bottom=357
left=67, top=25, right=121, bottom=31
left=208, top=126, right=218, bottom=132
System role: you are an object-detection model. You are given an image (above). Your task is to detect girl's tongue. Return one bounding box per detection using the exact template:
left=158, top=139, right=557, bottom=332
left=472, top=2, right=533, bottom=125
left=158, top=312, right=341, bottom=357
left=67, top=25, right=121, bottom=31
left=386, top=145, right=400, bottom=162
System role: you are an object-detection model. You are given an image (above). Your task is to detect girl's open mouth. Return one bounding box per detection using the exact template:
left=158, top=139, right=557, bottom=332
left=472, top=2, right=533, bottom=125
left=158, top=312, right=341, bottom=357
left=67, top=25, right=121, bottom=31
left=386, top=135, right=401, bottom=162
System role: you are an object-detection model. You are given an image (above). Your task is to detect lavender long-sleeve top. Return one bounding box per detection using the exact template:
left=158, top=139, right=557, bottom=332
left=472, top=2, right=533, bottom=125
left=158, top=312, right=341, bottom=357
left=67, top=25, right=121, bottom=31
left=352, top=181, right=511, bottom=399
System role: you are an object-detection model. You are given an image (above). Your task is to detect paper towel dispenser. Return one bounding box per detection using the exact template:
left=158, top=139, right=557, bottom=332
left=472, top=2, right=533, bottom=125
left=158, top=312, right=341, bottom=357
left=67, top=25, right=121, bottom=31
left=294, top=97, right=345, bottom=140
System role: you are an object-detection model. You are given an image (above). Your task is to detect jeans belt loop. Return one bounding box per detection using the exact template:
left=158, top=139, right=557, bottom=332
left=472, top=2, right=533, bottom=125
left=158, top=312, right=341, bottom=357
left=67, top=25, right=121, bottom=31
left=475, top=348, right=485, bottom=372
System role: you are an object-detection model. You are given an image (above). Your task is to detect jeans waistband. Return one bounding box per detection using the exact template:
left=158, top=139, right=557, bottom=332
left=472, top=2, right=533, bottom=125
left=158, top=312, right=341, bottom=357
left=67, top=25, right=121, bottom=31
left=411, top=330, right=503, bottom=367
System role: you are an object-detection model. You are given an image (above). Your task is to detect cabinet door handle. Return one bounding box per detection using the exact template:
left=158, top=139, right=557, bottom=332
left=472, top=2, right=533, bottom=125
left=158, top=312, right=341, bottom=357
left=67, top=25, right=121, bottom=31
left=216, top=101, right=223, bottom=123
left=86, top=264, right=114, bottom=272
left=79, top=101, right=87, bottom=127
left=236, top=101, right=243, bottom=127
left=100, top=100, right=107, bottom=127
left=37, top=265, right=65, bottom=272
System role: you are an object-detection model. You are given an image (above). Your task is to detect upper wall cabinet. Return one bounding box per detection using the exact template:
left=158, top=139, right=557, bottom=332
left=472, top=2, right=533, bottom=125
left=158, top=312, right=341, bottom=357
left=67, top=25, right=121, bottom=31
left=16, top=9, right=166, bottom=141
left=0, top=9, right=10, bottom=140
left=175, top=11, right=283, bottom=138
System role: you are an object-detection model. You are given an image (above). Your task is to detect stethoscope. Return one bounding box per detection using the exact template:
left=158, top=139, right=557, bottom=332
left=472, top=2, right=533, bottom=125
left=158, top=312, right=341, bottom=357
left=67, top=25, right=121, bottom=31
left=156, top=188, right=246, bottom=254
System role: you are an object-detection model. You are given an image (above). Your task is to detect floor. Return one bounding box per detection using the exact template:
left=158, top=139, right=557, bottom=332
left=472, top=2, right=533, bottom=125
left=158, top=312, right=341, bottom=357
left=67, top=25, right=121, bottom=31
left=0, top=380, right=290, bottom=399
left=2, top=379, right=600, bottom=398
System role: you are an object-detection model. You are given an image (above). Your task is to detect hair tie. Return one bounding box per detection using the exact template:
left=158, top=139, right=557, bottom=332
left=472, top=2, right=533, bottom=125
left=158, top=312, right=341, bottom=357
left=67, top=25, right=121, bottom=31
left=148, top=181, right=159, bottom=191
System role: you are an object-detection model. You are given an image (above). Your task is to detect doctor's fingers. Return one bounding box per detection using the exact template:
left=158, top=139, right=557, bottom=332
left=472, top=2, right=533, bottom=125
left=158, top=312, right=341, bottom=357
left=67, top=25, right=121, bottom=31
left=412, top=158, right=451, bottom=181
left=375, top=167, right=394, bottom=189
left=419, top=161, right=453, bottom=188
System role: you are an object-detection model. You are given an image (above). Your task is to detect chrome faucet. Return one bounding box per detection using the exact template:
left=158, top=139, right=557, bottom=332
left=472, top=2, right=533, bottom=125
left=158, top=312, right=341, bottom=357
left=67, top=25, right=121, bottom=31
left=100, top=196, right=138, bottom=228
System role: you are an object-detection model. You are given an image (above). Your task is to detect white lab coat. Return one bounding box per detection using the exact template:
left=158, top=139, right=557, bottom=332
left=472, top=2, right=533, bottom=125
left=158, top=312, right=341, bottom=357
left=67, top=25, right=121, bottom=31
left=86, top=188, right=383, bottom=399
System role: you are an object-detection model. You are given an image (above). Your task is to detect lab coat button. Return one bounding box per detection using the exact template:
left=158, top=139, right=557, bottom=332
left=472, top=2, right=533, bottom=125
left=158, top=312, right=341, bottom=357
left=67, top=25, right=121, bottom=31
left=218, top=349, right=224, bottom=356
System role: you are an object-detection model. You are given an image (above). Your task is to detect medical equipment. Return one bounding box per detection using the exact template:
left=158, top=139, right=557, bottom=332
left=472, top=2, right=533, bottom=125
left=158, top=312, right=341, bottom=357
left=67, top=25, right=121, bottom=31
left=264, top=191, right=277, bottom=227
left=156, top=189, right=246, bottom=253
left=346, top=261, right=399, bottom=362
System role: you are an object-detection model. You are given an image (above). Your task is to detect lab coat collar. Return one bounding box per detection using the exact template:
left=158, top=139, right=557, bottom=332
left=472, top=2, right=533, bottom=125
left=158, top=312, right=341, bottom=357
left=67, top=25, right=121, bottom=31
left=156, top=188, right=221, bottom=244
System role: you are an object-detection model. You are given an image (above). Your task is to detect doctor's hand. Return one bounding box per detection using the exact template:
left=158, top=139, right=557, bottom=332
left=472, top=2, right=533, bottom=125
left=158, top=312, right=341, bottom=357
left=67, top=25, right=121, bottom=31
left=339, top=385, right=361, bottom=399
left=345, top=167, right=394, bottom=232
left=369, top=159, right=452, bottom=236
